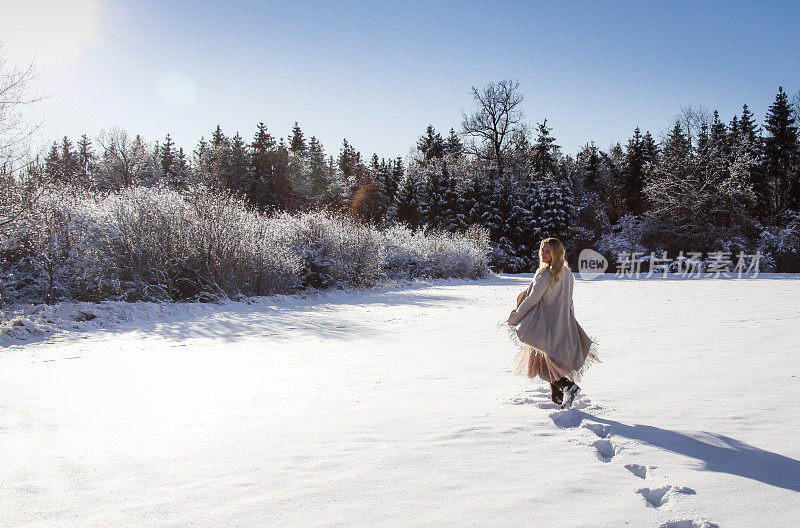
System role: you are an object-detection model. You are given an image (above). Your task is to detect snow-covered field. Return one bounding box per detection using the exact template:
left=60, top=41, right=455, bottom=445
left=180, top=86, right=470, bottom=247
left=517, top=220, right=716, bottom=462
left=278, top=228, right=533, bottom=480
left=2, top=274, right=799, bottom=528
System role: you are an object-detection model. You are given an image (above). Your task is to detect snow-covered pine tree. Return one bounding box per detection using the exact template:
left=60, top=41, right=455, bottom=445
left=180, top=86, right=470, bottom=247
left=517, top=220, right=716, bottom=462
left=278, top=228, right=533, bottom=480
left=642, top=131, right=659, bottom=167
left=539, top=177, right=573, bottom=243
left=43, top=142, right=60, bottom=182
left=304, top=136, right=331, bottom=202
left=417, top=125, right=445, bottom=162
left=695, top=122, right=712, bottom=188
left=58, top=136, right=79, bottom=184
left=709, top=110, right=731, bottom=176
left=76, top=134, right=98, bottom=189
left=422, top=163, right=460, bottom=231
left=459, top=173, right=490, bottom=229
left=531, top=120, right=559, bottom=182
left=483, top=174, right=528, bottom=271
left=577, top=142, right=602, bottom=196
left=174, top=147, right=190, bottom=189
left=393, top=171, right=425, bottom=229
left=228, top=133, right=253, bottom=199
left=643, top=120, right=702, bottom=250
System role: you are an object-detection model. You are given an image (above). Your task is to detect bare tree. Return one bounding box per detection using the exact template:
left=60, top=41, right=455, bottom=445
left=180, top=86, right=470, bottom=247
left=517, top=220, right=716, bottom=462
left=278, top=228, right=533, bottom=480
left=461, top=79, right=525, bottom=178
left=677, top=105, right=711, bottom=147
left=0, top=46, right=41, bottom=167
left=97, top=127, right=149, bottom=188
left=791, top=89, right=800, bottom=123
left=1, top=45, right=42, bottom=231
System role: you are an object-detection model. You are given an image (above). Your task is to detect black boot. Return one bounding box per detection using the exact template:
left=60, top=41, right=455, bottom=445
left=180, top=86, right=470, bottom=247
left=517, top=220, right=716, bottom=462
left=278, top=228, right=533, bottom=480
left=554, top=377, right=573, bottom=390
left=561, top=381, right=581, bottom=410
left=549, top=382, right=563, bottom=405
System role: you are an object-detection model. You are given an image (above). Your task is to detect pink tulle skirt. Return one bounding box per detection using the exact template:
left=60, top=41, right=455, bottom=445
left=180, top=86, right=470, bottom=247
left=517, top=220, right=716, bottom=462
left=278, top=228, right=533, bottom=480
left=513, top=345, right=574, bottom=383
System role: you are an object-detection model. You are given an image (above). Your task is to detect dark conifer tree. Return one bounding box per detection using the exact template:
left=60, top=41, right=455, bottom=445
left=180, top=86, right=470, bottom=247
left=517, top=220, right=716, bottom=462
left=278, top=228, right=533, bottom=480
left=483, top=174, right=530, bottom=271
left=729, top=115, right=740, bottom=143
left=159, top=134, right=176, bottom=184
left=376, top=157, right=397, bottom=207
left=624, top=127, right=647, bottom=214
left=272, top=138, right=293, bottom=208
left=59, top=136, right=79, bottom=183
left=708, top=111, right=730, bottom=186
left=577, top=142, right=602, bottom=194
left=602, top=143, right=626, bottom=223
left=211, top=125, right=227, bottom=148
left=734, top=104, right=767, bottom=220
left=390, top=157, right=404, bottom=200
left=444, top=128, right=463, bottom=158
left=422, top=166, right=459, bottom=230
left=393, top=172, right=424, bottom=228
left=459, top=174, right=490, bottom=228
left=695, top=122, right=712, bottom=187
left=196, top=126, right=230, bottom=191
left=289, top=122, right=307, bottom=154
left=174, top=147, right=190, bottom=189
left=338, top=139, right=359, bottom=181
left=661, top=121, right=693, bottom=181
left=249, top=122, right=278, bottom=209
left=739, top=104, right=759, bottom=146
left=763, top=87, right=800, bottom=222
left=531, top=120, right=559, bottom=181
left=76, top=134, right=97, bottom=188
left=306, top=136, right=330, bottom=200
left=44, top=142, right=60, bottom=181
left=642, top=131, right=659, bottom=166
left=417, top=125, right=445, bottom=161
left=228, top=133, right=252, bottom=196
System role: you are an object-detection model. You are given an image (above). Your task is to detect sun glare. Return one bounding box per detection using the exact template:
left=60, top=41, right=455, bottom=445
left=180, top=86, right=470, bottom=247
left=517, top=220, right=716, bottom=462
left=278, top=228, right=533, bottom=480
left=0, top=0, right=101, bottom=66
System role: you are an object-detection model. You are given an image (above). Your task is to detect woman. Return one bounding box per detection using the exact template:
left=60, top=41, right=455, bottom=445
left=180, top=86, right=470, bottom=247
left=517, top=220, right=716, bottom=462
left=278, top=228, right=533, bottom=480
left=506, top=237, right=599, bottom=409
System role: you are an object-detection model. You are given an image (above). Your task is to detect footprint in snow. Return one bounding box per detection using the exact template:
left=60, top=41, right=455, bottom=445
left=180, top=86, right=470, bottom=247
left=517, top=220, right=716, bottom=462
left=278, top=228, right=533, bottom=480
left=549, top=410, right=583, bottom=429
left=582, top=422, right=611, bottom=438
left=658, top=520, right=719, bottom=528
left=593, top=438, right=617, bottom=462
left=624, top=463, right=657, bottom=479
left=636, top=485, right=696, bottom=508
left=509, top=396, right=542, bottom=405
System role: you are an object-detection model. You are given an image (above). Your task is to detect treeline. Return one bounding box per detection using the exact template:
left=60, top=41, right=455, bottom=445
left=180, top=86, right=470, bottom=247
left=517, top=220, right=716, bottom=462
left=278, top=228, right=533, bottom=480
left=34, top=83, right=800, bottom=273
left=5, top=76, right=800, bottom=286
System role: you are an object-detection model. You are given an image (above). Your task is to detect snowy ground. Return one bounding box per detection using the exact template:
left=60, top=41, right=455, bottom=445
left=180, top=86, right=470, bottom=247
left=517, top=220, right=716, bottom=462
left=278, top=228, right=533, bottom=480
left=2, top=274, right=799, bottom=528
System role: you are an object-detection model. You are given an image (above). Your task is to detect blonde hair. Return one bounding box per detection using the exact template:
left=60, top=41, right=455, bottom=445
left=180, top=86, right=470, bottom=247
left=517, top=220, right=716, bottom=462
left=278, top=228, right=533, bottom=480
left=536, top=237, right=569, bottom=288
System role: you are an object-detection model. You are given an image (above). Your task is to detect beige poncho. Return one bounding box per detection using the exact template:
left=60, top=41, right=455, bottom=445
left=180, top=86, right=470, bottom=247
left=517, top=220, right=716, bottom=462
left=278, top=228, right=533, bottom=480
left=506, top=267, right=599, bottom=381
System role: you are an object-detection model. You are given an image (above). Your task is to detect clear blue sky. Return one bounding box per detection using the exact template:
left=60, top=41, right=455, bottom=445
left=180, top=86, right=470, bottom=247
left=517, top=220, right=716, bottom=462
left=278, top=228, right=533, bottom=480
left=5, top=0, right=800, bottom=160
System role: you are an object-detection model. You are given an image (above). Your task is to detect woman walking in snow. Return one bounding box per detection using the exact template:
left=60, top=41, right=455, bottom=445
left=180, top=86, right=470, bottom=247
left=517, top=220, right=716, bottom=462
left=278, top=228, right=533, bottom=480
left=506, top=237, right=599, bottom=409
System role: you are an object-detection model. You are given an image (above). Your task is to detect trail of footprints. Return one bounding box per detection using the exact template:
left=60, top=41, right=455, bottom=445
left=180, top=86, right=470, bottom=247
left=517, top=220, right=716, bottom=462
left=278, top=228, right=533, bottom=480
left=530, top=388, right=719, bottom=528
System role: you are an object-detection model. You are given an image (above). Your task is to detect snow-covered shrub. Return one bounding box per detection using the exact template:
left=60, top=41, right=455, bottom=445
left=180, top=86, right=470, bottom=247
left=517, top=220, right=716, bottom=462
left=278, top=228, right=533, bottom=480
left=383, top=224, right=490, bottom=280
left=107, top=186, right=201, bottom=300
left=596, top=214, right=650, bottom=261
left=272, top=211, right=386, bottom=289
left=1, top=184, right=491, bottom=305
left=756, top=211, right=800, bottom=272
left=0, top=188, right=113, bottom=304
left=107, top=186, right=302, bottom=300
